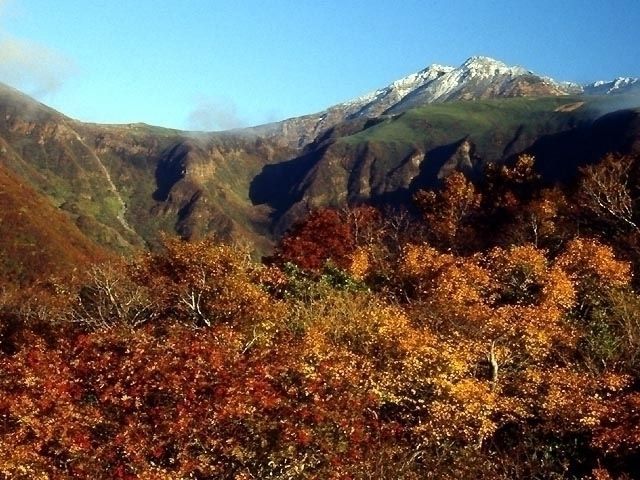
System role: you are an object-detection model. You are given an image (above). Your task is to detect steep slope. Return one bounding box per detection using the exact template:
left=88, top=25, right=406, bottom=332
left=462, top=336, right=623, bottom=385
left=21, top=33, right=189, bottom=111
left=339, top=64, right=455, bottom=118
left=137, top=133, right=293, bottom=250
left=0, top=83, right=151, bottom=252
left=0, top=83, right=294, bottom=254
left=253, top=56, right=582, bottom=149
left=0, top=163, right=108, bottom=285
left=530, top=106, right=640, bottom=181
left=252, top=96, right=640, bottom=235
left=2, top=56, right=639, bottom=262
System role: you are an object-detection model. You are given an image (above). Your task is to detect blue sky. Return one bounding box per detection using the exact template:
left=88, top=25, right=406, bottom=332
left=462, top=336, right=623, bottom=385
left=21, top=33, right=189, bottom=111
left=1, top=0, right=639, bottom=130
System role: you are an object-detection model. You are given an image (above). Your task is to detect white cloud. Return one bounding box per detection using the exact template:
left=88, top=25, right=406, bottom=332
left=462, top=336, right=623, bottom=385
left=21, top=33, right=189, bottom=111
left=186, top=96, right=247, bottom=131
left=0, top=1, right=75, bottom=97
left=0, top=35, right=75, bottom=96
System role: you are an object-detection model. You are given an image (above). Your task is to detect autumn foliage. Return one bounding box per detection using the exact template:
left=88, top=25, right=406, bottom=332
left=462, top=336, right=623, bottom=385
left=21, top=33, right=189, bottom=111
left=2, top=153, right=640, bottom=479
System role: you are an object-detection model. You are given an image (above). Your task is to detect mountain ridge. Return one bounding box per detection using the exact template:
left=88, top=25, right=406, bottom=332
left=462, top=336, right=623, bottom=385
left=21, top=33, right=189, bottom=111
left=259, top=98, right=640, bottom=236
left=1, top=56, right=639, bottom=268
left=252, top=56, right=638, bottom=149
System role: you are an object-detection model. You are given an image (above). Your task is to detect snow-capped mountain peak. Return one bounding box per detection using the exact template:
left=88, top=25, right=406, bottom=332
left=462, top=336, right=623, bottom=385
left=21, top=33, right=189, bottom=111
left=389, top=64, right=454, bottom=92
left=459, top=56, right=530, bottom=78
left=336, top=56, right=578, bottom=118
left=383, top=56, right=581, bottom=111
left=585, top=77, right=640, bottom=95
left=344, top=64, right=451, bottom=103
left=262, top=56, right=638, bottom=149
left=339, top=62, right=454, bottom=117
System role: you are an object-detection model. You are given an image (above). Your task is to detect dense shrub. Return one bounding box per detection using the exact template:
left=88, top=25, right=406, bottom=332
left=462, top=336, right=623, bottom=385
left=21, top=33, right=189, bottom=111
left=2, top=154, right=640, bottom=478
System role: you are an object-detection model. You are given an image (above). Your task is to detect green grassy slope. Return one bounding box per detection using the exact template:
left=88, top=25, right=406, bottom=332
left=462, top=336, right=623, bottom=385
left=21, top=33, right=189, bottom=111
left=342, top=96, right=587, bottom=155
left=268, top=95, right=640, bottom=233
left=0, top=83, right=294, bottom=256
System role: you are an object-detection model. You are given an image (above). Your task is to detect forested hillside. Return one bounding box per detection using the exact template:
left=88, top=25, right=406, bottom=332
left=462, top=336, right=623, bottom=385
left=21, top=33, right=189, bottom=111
left=1, top=152, right=639, bottom=479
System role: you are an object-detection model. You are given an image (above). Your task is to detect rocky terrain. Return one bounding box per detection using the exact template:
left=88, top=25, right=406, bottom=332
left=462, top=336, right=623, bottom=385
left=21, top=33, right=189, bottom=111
left=0, top=56, right=639, bottom=268
left=0, top=83, right=296, bottom=255
left=249, top=56, right=637, bottom=149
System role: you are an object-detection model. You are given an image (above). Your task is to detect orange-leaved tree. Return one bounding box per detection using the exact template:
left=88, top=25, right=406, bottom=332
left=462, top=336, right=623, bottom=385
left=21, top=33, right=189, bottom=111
left=414, top=171, right=482, bottom=252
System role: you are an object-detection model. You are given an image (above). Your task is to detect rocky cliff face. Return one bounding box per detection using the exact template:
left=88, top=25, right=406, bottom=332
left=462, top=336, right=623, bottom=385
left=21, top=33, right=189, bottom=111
left=1, top=56, right=639, bottom=259
left=0, top=83, right=294, bottom=253
left=254, top=97, right=640, bottom=236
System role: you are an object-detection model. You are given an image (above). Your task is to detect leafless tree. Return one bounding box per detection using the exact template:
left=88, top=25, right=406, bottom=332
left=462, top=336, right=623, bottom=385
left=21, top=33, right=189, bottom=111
left=578, top=154, right=639, bottom=232
left=70, top=264, right=158, bottom=329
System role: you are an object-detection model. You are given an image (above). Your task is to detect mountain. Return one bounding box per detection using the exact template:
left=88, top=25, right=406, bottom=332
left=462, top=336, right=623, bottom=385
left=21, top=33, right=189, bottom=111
left=583, top=77, right=640, bottom=96
left=1, top=56, right=640, bottom=269
left=384, top=56, right=581, bottom=113
left=256, top=56, right=586, bottom=149
left=0, top=82, right=295, bottom=255
left=253, top=96, right=640, bottom=235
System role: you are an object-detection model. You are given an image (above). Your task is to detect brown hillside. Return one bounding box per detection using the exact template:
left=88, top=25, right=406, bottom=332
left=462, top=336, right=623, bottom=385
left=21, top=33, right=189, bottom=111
left=0, top=164, right=107, bottom=285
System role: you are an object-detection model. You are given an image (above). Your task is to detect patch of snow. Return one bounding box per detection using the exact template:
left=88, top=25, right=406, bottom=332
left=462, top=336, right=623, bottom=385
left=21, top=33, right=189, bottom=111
left=459, top=56, right=529, bottom=79
left=332, top=56, right=583, bottom=117
left=584, top=77, right=639, bottom=95
left=339, top=63, right=455, bottom=110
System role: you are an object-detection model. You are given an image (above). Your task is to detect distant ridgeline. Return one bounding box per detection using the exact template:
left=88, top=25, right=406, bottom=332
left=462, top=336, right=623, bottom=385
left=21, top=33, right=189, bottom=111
left=0, top=56, right=638, bottom=271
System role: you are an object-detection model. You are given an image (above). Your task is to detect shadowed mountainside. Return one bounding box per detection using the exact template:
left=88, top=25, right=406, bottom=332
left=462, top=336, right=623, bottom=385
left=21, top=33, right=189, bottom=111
left=0, top=83, right=296, bottom=255
left=251, top=96, right=640, bottom=235
left=1, top=68, right=640, bottom=270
